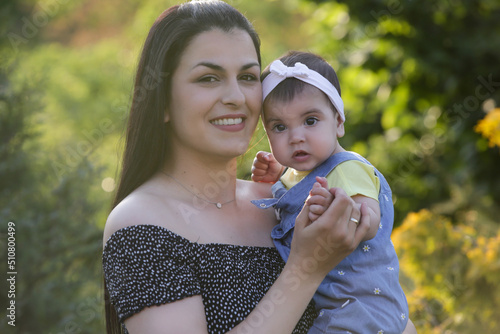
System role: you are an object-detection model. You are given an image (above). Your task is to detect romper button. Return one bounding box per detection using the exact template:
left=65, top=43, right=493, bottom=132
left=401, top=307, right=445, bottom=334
left=260, top=203, right=266, bottom=207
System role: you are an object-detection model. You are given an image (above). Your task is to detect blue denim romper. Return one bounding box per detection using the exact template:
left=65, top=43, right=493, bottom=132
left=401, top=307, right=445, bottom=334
left=252, top=152, right=408, bottom=333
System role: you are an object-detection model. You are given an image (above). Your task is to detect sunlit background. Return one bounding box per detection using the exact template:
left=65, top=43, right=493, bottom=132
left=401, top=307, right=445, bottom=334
left=1, top=0, right=499, bottom=332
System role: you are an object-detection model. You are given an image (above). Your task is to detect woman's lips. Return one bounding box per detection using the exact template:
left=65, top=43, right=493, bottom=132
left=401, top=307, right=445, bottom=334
left=210, top=117, right=245, bottom=132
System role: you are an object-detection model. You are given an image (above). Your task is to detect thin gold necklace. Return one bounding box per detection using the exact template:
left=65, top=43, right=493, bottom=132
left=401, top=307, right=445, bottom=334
left=162, top=172, right=235, bottom=209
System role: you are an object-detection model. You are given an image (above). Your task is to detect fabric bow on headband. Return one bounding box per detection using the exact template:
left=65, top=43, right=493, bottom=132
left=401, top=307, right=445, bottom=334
left=270, top=61, right=310, bottom=78
left=262, top=60, right=345, bottom=122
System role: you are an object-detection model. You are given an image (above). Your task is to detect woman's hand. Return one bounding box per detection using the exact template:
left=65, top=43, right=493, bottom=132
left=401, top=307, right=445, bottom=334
left=289, top=187, right=370, bottom=280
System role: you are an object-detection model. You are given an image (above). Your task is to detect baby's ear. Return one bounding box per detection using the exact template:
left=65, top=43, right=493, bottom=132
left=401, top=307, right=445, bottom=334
left=336, top=113, right=345, bottom=138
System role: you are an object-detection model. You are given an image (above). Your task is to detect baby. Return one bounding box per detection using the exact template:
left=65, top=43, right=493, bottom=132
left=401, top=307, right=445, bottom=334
left=252, top=51, right=409, bottom=333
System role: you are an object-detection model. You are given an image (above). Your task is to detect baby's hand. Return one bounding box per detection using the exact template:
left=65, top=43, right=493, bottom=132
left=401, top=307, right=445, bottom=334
left=305, top=176, right=333, bottom=222
left=251, top=151, right=284, bottom=183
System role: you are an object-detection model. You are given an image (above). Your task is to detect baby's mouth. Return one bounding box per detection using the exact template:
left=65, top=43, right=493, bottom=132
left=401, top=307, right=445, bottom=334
left=293, top=150, right=309, bottom=158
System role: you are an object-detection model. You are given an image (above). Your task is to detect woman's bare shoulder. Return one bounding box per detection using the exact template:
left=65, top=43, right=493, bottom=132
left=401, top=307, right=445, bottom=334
left=102, top=182, right=170, bottom=247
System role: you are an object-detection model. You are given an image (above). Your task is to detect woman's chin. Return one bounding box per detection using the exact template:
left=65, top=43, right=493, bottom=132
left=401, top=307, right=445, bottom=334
left=221, top=142, right=251, bottom=159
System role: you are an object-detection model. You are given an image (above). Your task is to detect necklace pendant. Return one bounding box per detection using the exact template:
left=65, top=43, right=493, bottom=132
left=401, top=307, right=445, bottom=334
left=216, top=202, right=222, bottom=209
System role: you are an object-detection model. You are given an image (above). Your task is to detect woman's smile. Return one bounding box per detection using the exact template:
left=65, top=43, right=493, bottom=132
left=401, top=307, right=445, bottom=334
left=210, top=114, right=246, bottom=131
left=210, top=118, right=243, bottom=126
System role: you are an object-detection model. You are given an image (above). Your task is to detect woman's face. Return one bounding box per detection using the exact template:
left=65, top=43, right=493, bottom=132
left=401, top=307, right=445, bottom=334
left=166, top=28, right=262, bottom=160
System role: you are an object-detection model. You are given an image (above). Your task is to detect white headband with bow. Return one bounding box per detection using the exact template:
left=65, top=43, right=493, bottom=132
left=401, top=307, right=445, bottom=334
left=262, top=60, right=345, bottom=122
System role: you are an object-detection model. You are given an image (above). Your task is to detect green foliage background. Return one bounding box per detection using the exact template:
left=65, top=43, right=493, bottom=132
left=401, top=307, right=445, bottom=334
left=0, top=0, right=499, bottom=332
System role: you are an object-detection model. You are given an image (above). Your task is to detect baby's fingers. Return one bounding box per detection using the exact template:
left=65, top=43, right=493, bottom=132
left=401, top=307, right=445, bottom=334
left=308, top=211, right=320, bottom=222
left=309, top=182, right=333, bottom=200
left=306, top=193, right=331, bottom=208
left=255, top=151, right=271, bottom=163
left=309, top=204, right=327, bottom=216
left=315, top=176, right=329, bottom=190
left=251, top=161, right=268, bottom=173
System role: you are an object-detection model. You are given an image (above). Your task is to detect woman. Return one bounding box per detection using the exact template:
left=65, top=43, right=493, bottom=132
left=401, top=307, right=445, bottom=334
left=102, top=1, right=415, bottom=333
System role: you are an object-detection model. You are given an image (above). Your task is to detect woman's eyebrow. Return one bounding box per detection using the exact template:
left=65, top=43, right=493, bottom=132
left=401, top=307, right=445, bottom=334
left=241, top=62, right=260, bottom=70
left=192, top=62, right=260, bottom=71
left=193, top=62, right=224, bottom=71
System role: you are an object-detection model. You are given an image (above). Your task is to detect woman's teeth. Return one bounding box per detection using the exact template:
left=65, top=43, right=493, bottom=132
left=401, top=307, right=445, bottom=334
left=211, top=118, right=243, bottom=126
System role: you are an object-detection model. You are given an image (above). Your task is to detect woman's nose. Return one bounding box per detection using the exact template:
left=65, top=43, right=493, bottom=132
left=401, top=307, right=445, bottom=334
left=221, top=79, right=245, bottom=107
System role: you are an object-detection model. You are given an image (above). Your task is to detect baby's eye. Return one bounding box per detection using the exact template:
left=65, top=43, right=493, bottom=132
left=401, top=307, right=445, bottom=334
left=272, top=124, right=287, bottom=132
left=305, top=117, right=318, bottom=126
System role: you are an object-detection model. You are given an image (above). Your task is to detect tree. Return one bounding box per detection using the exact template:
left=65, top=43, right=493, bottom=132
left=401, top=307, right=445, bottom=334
left=1, top=1, right=106, bottom=331
left=0, top=60, right=106, bottom=332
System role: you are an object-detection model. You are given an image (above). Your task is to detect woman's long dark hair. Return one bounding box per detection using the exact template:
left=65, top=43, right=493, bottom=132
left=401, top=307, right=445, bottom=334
left=104, top=1, right=261, bottom=333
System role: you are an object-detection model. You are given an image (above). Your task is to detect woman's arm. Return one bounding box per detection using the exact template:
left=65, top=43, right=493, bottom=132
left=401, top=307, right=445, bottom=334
left=124, top=296, right=208, bottom=333
left=124, top=188, right=369, bottom=334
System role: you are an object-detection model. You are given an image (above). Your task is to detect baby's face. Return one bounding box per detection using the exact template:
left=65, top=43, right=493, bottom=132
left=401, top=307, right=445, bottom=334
left=262, top=84, right=345, bottom=171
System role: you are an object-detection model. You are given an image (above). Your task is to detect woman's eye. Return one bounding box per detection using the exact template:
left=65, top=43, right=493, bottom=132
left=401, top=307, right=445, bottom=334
left=198, top=76, right=218, bottom=83
left=273, top=124, right=286, bottom=132
left=240, top=74, right=258, bottom=81
left=305, top=117, right=318, bottom=126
